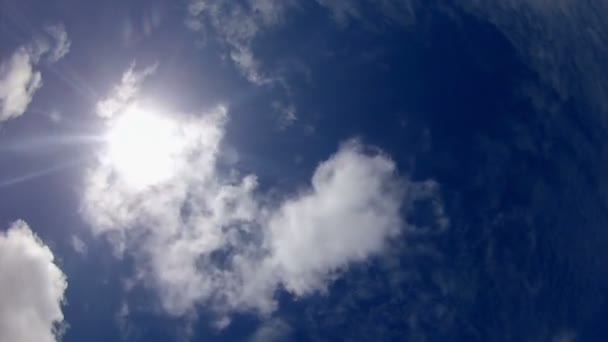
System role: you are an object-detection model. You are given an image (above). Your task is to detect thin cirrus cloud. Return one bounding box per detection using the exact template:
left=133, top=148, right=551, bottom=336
left=185, top=0, right=420, bottom=86
left=0, top=23, right=71, bottom=123
left=0, top=220, right=68, bottom=342
left=186, top=0, right=292, bottom=85
left=81, top=65, right=447, bottom=322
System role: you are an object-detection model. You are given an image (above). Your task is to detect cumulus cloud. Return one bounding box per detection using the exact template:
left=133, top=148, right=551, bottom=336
left=0, top=48, right=43, bottom=122
left=82, top=66, right=445, bottom=321
left=265, top=141, right=403, bottom=295
left=0, top=220, right=68, bottom=342
left=0, top=23, right=70, bottom=123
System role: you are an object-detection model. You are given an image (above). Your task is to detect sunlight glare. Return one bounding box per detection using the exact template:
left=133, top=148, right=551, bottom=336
left=105, top=105, right=185, bottom=189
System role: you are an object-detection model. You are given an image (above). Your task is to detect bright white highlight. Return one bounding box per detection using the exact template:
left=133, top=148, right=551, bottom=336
left=105, top=105, right=186, bottom=189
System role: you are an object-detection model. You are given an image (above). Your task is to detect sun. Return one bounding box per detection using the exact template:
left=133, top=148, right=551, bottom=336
left=105, top=104, right=185, bottom=189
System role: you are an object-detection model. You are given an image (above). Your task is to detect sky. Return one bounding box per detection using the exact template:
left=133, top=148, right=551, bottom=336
left=1, top=1, right=608, bottom=341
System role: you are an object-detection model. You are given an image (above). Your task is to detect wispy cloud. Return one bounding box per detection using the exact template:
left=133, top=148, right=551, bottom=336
left=70, top=235, right=87, bottom=255
left=186, top=0, right=292, bottom=85
left=271, top=101, right=297, bottom=129
left=250, top=318, right=291, bottom=342
left=96, top=62, right=157, bottom=119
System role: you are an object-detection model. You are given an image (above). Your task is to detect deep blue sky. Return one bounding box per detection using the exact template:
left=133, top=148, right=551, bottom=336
left=1, top=1, right=608, bottom=341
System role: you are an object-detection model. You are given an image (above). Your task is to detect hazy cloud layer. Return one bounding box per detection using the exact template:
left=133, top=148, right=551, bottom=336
left=81, top=66, right=445, bottom=321
left=0, top=221, right=68, bottom=342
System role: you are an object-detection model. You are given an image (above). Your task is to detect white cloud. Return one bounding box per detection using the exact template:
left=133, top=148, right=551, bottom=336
left=0, top=220, right=68, bottom=342
left=82, top=66, right=446, bottom=321
left=96, top=63, right=157, bottom=119
left=266, top=141, right=403, bottom=295
left=0, top=23, right=70, bottom=123
left=0, top=48, right=42, bottom=122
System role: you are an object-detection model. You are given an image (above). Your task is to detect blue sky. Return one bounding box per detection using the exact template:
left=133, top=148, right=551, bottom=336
left=1, top=1, right=608, bottom=341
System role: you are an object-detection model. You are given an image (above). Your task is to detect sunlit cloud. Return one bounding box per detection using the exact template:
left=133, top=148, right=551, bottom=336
left=82, top=64, right=446, bottom=322
left=96, top=63, right=157, bottom=119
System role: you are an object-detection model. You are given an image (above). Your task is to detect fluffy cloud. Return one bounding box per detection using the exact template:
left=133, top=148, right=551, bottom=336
left=266, top=142, right=403, bottom=295
left=82, top=66, right=445, bottom=320
left=0, top=48, right=43, bottom=122
left=0, top=23, right=70, bottom=123
left=0, top=220, right=68, bottom=342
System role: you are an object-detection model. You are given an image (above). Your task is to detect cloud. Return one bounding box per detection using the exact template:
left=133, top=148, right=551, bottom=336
left=316, top=0, right=419, bottom=27
left=0, top=220, right=68, bottom=342
left=82, top=66, right=446, bottom=321
left=271, top=101, right=297, bottom=129
left=0, top=23, right=70, bottom=123
left=96, top=63, right=157, bottom=119
left=44, top=24, right=71, bottom=63
left=315, top=0, right=361, bottom=25
left=186, top=0, right=292, bottom=84
left=70, top=235, right=87, bottom=255
left=265, top=141, right=403, bottom=295
left=250, top=318, right=291, bottom=342
left=0, top=48, right=43, bottom=122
